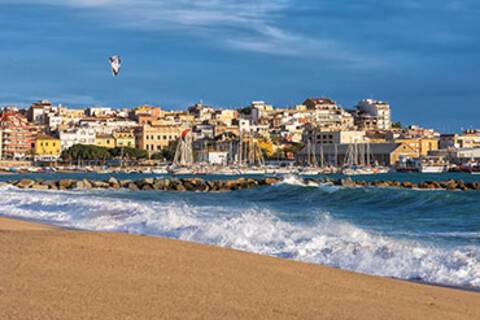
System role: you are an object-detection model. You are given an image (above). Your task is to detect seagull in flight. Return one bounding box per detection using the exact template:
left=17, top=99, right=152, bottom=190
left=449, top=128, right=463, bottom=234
left=109, top=55, right=121, bottom=76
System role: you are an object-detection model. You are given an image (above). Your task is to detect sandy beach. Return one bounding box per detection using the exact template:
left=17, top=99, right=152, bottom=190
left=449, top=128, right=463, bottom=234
left=1, top=217, right=479, bottom=320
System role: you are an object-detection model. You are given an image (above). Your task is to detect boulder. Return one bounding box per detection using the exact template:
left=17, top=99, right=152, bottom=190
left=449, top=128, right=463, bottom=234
left=142, top=178, right=155, bottom=185
left=175, top=183, right=186, bottom=192
left=141, top=183, right=154, bottom=191
left=127, top=182, right=140, bottom=191
left=401, top=181, right=414, bottom=189
left=120, top=180, right=132, bottom=188
left=153, top=179, right=168, bottom=190
left=92, top=180, right=110, bottom=189
left=457, top=180, right=467, bottom=191
left=264, top=178, right=279, bottom=186
left=58, top=179, right=76, bottom=190
left=15, top=179, right=35, bottom=189
left=75, top=179, right=93, bottom=190
left=340, top=178, right=356, bottom=187
left=31, top=183, right=49, bottom=190
left=472, top=182, right=480, bottom=190
left=107, top=177, right=120, bottom=188
left=442, top=180, right=458, bottom=191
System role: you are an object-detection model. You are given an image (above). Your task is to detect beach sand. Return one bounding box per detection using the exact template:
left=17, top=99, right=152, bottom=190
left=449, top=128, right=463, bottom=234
left=1, top=217, right=479, bottom=320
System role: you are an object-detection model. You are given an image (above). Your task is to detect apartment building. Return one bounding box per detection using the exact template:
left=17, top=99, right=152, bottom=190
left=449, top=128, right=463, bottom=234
left=135, top=125, right=183, bottom=153
left=59, top=128, right=96, bottom=150
left=356, top=99, right=392, bottom=130
left=0, top=110, right=35, bottom=159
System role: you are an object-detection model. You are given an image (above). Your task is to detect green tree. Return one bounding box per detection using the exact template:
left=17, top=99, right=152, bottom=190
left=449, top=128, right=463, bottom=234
left=110, top=147, right=148, bottom=160
left=61, top=144, right=110, bottom=161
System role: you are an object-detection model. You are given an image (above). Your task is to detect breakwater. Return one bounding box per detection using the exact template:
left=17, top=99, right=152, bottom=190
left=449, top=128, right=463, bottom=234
left=4, top=176, right=480, bottom=192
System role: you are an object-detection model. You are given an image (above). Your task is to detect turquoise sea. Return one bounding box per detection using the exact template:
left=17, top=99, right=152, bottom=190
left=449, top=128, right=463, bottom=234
left=1, top=172, right=479, bottom=289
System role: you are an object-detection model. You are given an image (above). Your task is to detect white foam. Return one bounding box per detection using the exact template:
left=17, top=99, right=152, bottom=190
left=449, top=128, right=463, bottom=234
left=1, top=188, right=479, bottom=288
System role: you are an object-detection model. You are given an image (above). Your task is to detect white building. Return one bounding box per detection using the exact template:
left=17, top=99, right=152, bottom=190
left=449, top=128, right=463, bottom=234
left=78, top=119, right=138, bottom=135
left=251, top=101, right=273, bottom=124
left=303, top=98, right=354, bottom=130
left=303, top=126, right=366, bottom=145
left=357, top=99, right=392, bottom=130
left=60, top=128, right=96, bottom=151
left=86, top=107, right=114, bottom=117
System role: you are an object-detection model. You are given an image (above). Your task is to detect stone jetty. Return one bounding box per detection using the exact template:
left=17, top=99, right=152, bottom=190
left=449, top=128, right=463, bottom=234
left=2, top=177, right=480, bottom=192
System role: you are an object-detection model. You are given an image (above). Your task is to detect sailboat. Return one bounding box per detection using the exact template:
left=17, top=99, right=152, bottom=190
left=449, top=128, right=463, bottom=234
left=168, top=129, right=195, bottom=175
left=341, top=141, right=388, bottom=176
left=299, top=138, right=337, bottom=175
left=234, top=131, right=267, bottom=175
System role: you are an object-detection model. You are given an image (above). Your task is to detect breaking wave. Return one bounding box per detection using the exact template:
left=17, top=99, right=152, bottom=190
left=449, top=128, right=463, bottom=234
left=1, top=186, right=479, bottom=289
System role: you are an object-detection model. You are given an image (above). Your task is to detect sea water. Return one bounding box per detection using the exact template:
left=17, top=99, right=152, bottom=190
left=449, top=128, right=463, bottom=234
left=1, top=172, right=479, bottom=289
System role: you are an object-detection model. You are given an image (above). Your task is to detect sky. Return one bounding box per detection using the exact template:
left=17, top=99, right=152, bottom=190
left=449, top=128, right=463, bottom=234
left=0, top=0, right=479, bottom=131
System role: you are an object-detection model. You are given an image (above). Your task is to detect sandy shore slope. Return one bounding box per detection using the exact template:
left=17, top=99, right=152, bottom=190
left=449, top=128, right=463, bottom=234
left=1, top=217, right=479, bottom=320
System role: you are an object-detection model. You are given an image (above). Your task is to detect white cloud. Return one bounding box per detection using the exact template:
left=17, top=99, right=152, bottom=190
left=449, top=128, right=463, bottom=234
left=2, top=0, right=368, bottom=63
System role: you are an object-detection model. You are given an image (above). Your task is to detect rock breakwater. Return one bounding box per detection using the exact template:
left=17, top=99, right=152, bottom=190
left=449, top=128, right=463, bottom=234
left=3, top=177, right=480, bottom=192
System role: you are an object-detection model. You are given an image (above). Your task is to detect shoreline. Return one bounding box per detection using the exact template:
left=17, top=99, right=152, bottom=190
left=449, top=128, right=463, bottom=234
left=1, top=216, right=479, bottom=319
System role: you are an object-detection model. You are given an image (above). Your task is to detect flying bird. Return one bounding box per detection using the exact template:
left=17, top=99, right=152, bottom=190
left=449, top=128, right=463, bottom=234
left=109, top=55, right=121, bottom=76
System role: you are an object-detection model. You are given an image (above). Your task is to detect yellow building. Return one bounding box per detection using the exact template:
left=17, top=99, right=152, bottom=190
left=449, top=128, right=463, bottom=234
left=135, top=125, right=184, bottom=154
left=113, top=130, right=135, bottom=148
left=395, top=138, right=439, bottom=157
left=95, top=134, right=115, bottom=149
left=34, top=135, right=61, bottom=161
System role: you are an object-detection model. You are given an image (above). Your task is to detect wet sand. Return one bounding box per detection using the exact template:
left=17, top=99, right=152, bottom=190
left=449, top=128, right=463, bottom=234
left=1, top=217, right=479, bottom=320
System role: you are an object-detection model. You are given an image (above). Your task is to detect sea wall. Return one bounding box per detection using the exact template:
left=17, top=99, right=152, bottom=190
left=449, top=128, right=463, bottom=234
left=3, top=176, right=480, bottom=192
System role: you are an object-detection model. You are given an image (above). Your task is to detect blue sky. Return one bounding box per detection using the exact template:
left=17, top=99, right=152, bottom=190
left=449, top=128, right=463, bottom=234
left=0, top=0, right=479, bottom=130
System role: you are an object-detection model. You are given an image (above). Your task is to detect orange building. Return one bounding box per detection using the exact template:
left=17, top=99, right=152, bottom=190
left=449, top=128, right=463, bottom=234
left=0, top=110, right=36, bottom=159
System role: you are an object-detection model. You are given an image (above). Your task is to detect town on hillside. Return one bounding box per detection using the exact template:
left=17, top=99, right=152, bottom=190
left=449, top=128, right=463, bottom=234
left=0, top=97, right=479, bottom=175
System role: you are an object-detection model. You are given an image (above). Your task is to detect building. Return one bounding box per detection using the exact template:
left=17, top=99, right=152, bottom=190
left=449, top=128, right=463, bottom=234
left=457, top=130, right=480, bottom=149
left=27, top=100, right=56, bottom=125
left=86, top=107, right=113, bottom=117
left=113, top=129, right=135, bottom=148
left=356, top=99, right=392, bottom=130
left=214, top=109, right=238, bottom=126
left=251, top=101, right=274, bottom=124
left=0, top=110, right=35, bottom=159
left=303, top=98, right=354, bottom=130
left=188, top=103, right=215, bottom=122
left=302, top=126, right=366, bottom=145
left=297, top=142, right=417, bottom=167
left=135, top=125, right=184, bottom=154
left=95, top=134, right=116, bottom=149
left=132, top=105, right=163, bottom=125
left=395, top=138, right=439, bottom=157
left=78, top=118, right=137, bottom=135
left=34, top=135, right=61, bottom=161
left=59, top=128, right=96, bottom=151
